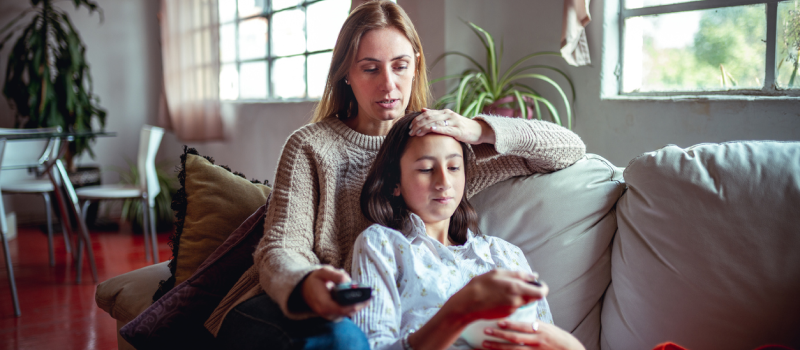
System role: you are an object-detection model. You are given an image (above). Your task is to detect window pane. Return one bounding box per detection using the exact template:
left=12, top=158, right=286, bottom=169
left=220, top=23, right=236, bottom=62
left=240, top=61, right=268, bottom=99
left=273, top=56, right=306, bottom=99
left=626, top=0, right=702, bottom=9
left=623, top=5, right=766, bottom=92
left=219, top=0, right=236, bottom=23
left=777, top=0, right=800, bottom=89
left=308, top=52, right=333, bottom=99
left=239, top=17, right=268, bottom=60
left=220, top=64, right=239, bottom=100
left=272, top=9, right=306, bottom=56
left=238, top=0, right=264, bottom=18
left=307, top=0, right=350, bottom=52
left=272, top=0, right=302, bottom=11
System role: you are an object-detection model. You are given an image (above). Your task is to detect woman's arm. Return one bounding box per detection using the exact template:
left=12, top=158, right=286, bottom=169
left=252, top=128, right=329, bottom=319
left=409, top=109, right=586, bottom=195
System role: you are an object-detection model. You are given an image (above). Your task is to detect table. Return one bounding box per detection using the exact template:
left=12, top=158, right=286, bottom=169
left=0, top=131, right=117, bottom=285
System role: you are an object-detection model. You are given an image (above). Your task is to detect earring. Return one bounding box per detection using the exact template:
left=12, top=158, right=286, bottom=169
left=345, top=77, right=350, bottom=85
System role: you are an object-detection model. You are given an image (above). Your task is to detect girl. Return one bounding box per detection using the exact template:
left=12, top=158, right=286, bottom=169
left=352, top=112, right=585, bottom=350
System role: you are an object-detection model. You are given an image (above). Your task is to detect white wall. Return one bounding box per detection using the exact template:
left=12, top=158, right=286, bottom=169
left=442, top=0, right=799, bottom=167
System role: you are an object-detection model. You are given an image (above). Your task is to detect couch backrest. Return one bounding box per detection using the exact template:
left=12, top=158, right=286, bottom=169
left=471, top=154, right=625, bottom=350
left=604, top=141, right=800, bottom=350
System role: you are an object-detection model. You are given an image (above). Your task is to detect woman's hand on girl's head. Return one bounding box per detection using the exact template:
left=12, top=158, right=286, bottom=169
left=481, top=320, right=586, bottom=350
left=302, top=266, right=370, bottom=321
left=410, top=108, right=497, bottom=145
left=447, top=269, right=548, bottom=324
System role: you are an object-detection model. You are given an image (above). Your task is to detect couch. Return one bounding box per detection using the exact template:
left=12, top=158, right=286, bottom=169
left=95, top=141, right=800, bottom=350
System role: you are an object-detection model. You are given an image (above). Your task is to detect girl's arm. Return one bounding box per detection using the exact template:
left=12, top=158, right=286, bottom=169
left=351, top=228, right=403, bottom=349
left=408, top=270, right=548, bottom=350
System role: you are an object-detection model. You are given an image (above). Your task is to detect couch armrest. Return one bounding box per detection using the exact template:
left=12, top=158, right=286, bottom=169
left=96, top=261, right=171, bottom=324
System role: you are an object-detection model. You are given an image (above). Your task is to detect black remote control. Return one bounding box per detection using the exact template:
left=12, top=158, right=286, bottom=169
left=528, top=278, right=542, bottom=287
left=331, top=283, right=372, bottom=306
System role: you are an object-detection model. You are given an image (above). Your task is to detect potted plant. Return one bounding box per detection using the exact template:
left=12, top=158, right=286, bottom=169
left=432, top=22, right=575, bottom=129
left=0, top=0, right=107, bottom=168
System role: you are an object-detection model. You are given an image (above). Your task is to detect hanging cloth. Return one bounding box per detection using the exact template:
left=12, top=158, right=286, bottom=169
left=561, top=0, right=592, bottom=66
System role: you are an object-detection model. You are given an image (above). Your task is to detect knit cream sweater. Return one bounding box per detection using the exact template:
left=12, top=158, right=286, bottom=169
left=205, top=115, right=586, bottom=334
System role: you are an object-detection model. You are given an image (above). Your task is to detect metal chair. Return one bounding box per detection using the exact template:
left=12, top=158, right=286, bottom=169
left=76, top=125, right=164, bottom=264
left=0, top=127, right=71, bottom=267
left=0, top=126, right=69, bottom=317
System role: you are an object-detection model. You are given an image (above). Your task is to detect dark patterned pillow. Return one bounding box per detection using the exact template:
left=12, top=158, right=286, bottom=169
left=119, top=146, right=270, bottom=349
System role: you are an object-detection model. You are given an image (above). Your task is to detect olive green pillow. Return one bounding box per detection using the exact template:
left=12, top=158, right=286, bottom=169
left=154, top=147, right=271, bottom=300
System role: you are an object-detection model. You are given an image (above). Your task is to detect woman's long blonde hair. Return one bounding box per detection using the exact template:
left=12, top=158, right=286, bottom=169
left=311, top=0, right=431, bottom=123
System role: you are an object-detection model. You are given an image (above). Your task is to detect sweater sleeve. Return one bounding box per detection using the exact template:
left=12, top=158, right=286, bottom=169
left=467, top=115, right=586, bottom=197
left=253, top=128, right=324, bottom=320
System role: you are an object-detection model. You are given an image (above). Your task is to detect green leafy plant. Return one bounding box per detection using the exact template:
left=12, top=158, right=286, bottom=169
left=0, top=0, right=107, bottom=160
left=432, top=22, right=575, bottom=129
left=115, top=160, right=177, bottom=233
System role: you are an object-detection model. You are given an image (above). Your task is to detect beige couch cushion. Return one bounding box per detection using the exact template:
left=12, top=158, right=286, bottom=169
left=604, top=141, right=800, bottom=350
left=96, top=261, right=171, bottom=324
left=471, top=154, right=625, bottom=350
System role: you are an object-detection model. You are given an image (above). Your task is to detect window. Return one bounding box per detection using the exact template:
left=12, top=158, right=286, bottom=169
left=218, top=0, right=351, bottom=101
left=615, top=0, right=800, bottom=96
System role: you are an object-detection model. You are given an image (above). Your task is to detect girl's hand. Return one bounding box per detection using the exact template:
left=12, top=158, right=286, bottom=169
left=447, top=269, right=547, bottom=323
left=481, top=320, right=586, bottom=350
left=302, top=266, right=370, bottom=320
left=409, top=108, right=496, bottom=145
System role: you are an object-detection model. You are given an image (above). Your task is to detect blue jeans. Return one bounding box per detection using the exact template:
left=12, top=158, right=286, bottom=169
left=215, top=293, right=369, bottom=350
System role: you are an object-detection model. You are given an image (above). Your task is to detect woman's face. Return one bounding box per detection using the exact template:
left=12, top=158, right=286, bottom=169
left=394, top=134, right=465, bottom=226
left=348, top=27, right=416, bottom=124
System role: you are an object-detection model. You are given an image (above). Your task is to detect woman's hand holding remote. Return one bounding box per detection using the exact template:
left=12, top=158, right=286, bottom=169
left=302, top=266, right=369, bottom=320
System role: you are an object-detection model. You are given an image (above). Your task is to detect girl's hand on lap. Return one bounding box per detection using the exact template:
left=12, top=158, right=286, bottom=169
left=482, top=321, right=586, bottom=350
left=302, top=266, right=370, bottom=320
left=409, top=108, right=496, bottom=145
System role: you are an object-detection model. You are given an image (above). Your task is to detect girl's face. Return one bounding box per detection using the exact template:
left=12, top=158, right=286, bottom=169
left=394, top=134, right=465, bottom=226
left=348, top=27, right=416, bottom=125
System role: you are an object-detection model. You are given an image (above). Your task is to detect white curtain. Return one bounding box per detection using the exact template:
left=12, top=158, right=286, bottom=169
left=159, top=0, right=224, bottom=142
left=561, top=0, right=592, bottom=67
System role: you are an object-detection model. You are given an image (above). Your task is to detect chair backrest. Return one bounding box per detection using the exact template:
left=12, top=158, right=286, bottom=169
left=0, top=127, right=62, bottom=185
left=137, top=125, right=165, bottom=206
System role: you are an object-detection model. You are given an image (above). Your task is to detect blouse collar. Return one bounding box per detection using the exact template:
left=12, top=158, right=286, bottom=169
left=403, top=214, right=490, bottom=263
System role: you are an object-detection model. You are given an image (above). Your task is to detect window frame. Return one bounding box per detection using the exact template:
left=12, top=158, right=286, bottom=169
left=613, top=0, right=800, bottom=98
left=220, top=0, right=343, bottom=102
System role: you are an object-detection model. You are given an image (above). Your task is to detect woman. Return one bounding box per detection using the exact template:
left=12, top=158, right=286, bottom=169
left=353, top=112, right=584, bottom=350
left=208, top=1, right=585, bottom=349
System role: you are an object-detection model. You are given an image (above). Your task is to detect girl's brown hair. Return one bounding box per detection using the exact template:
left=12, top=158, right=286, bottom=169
left=311, top=0, right=431, bottom=123
left=360, top=112, right=479, bottom=245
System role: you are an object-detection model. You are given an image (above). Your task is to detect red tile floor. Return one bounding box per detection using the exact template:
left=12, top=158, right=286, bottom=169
left=0, top=223, right=171, bottom=350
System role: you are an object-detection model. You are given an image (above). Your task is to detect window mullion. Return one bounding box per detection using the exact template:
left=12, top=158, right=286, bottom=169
left=267, top=0, right=273, bottom=99
left=618, top=0, right=626, bottom=95
left=764, top=2, right=778, bottom=92
left=623, top=0, right=784, bottom=18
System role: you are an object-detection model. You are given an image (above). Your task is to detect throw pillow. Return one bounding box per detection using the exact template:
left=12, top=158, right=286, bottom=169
left=120, top=200, right=269, bottom=349
left=153, top=146, right=271, bottom=300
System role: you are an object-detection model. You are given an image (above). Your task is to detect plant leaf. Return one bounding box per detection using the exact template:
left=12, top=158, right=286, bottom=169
left=500, top=51, right=561, bottom=86
left=507, top=73, right=572, bottom=129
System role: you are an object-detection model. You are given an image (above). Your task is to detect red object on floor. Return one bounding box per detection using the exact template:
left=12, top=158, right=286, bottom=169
left=0, top=223, right=171, bottom=350
left=653, top=342, right=796, bottom=350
